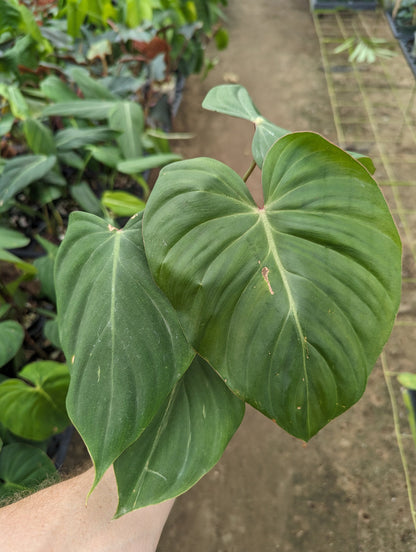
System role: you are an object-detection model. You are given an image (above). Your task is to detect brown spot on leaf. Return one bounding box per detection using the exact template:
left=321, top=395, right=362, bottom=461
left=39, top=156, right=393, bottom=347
left=261, top=267, right=274, bottom=295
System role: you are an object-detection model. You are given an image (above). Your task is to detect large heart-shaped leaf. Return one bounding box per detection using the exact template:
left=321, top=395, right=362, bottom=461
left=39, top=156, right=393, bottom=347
left=143, top=132, right=401, bottom=441
left=55, top=212, right=195, bottom=485
left=0, top=361, right=70, bottom=441
left=0, top=443, right=58, bottom=498
left=114, top=355, right=244, bottom=514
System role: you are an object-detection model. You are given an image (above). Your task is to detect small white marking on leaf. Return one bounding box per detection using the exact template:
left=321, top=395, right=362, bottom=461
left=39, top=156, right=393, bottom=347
left=261, top=267, right=274, bottom=295
left=108, top=224, right=118, bottom=232
left=71, top=355, right=75, bottom=364
left=202, top=404, right=206, bottom=419
left=97, top=367, right=101, bottom=383
left=146, top=468, right=167, bottom=481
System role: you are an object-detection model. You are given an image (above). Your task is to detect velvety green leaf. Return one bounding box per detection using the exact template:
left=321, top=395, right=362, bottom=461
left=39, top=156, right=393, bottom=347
left=40, top=76, right=78, bottom=103
left=202, top=85, right=373, bottom=172
left=202, top=84, right=287, bottom=167
left=0, top=155, right=57, bottom=205
left=0, top=114, right=14, bottom=136
left=33, top=237, right=58, bottom=303
left=88, top=145, right=122, bottom=169
left=55, top=127, right=117, bottom=151
left=0, top=320, right=24, bottom=368
left=70, top=181, right=104, bottom=216
left=101, top=190, right=145, bottom=217
left=117, top=153, right=182, bottom=174
left=44, top=319, right=61, bottom=349
left=398, top=372, right=416, bottom=390
left=143, top=132, right=401, bottom=441
left=348, top=151, right=375, bottom=174
left=108, top=102, right=144, bottom=160
left=32, top=184, right=63, bottom=205
left=0, top=361, right=70, bottom=441
left=0, top=0, right=20, bottom=34
left=0, top=304, right=10, bottom=319
left=252, top=118, right=287, bottom=167
left=57, top=151, right=85, bottom=170
left=67, top=0, right=87, bottom=38
left=42, top=100, right=117, bottom=120
left=0, top=249, right=37, bottom=275
left=70, top=67, right=118, bottom=100
left=55, top=212, right=195, bottom=485
left=0, top=227, right=30, bottom=250
left=0, top=443, right=58, bottom=499
left=202, top=84, right=261, bottom=121
left=114, top=355, right=244, bottom=514
left=0, top=84, right=30, bottom=120
left=23, top=118, right=56, bottom=155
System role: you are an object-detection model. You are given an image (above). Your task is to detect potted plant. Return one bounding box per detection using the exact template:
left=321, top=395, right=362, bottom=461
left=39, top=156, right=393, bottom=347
left=54, top=85, right=401, bottom=515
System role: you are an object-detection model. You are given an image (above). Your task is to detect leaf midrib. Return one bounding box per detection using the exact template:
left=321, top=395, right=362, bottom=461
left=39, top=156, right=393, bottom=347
left=259, top=208, right=310, bottom=433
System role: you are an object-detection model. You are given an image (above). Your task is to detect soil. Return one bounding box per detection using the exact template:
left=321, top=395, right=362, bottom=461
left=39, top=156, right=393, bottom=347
left=152, top=1, right=416, bottom=551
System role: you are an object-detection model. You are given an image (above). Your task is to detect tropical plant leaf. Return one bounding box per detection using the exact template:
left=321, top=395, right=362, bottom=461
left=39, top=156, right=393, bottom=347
left=70, top=67, right=118, bottom=100
left=143, top=132, right=402, bottom=441
left=117, top=153, right=182, bottom=175
left=0, top=443, right=58, bottom=499
left=0, top=249, right=37, bottom=275
left=0, top=114, right=14, bottom=136
left=33, top=236, right=58, bottom=304
left=0, top=361, right=70, bottom=441
left=88, top=145, right=123, bottom=169
left=23, top=118, right=56, bottom=155
left=0, top=155, right=57, bottom=205
left=55, top=212, right=195, bottom=486
left=114, top=355, right=244, bottom=514
left=202, top=84, right=375, bottom=173
left=0, top=227, right=30, bottom=250
left=40, top=75, right=79, bottom=103
left=70, top=181, right=104, bottom=217
left=0, top=84, right=30, bottom=120
left=202, top=84, right=287, bottom=167
left=108, top=102, right=144, bottom=160
left=42, top=100, right=117, bottom=120
left=0, top=321, right=24, bottom=368
left=0, top=0, right=21, bottom=34
left=101, top=190, right=145, bottom=217
left=55, top=128, right=117, bottom=150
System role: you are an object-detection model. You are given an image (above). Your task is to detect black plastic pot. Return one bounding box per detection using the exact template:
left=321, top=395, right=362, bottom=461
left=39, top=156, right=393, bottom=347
left=398, top=34, right=416, bottom=77
left=386, top=9, right=416, bottom=39
left=310, top=0, right=378, bottom=10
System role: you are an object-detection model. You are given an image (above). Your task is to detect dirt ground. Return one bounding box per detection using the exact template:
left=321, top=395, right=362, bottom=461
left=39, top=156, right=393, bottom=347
left=153, top=1, right=416, bottom=551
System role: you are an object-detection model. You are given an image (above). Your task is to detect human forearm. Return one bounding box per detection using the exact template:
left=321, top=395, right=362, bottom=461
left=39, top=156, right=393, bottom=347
left=0, top=466, right=174, bottom=552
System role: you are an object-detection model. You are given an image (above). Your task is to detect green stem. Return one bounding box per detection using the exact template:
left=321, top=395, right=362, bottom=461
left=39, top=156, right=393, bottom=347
left=243, top=160, right=256, bottom=183
left=382, top=353, right=416, bottom=533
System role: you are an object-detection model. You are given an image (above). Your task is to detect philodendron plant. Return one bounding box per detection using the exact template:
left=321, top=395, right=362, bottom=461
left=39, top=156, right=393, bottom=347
left=55, top=85, right=402, bottom=517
